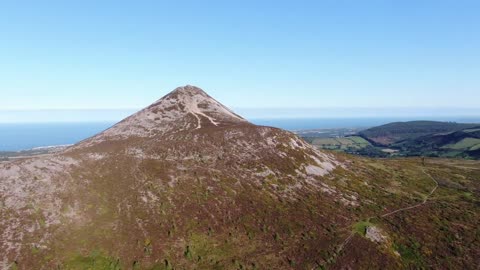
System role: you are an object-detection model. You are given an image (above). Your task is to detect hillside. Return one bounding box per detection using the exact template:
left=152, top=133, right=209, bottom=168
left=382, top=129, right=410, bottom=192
left=394, top=128, right=480, bottom=158
left=359, top=121, right=479, bottom=145
left=0, top=86, right=479, bottom=269
left=358, top=121, right=480, bottom=159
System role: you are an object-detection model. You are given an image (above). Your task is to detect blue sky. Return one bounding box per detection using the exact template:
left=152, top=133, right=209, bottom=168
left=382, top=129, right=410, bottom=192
left=1, top=0, right=479, bottom=121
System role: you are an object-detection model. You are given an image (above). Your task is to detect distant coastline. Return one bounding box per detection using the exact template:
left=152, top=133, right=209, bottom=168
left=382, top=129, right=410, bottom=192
left=1, top=117, right=480, bottom=152
left=0, top=122, right=113, bottom=151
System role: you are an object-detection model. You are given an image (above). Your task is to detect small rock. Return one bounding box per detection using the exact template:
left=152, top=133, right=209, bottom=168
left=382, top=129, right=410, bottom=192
left=365, top=226, right=387, bottom=243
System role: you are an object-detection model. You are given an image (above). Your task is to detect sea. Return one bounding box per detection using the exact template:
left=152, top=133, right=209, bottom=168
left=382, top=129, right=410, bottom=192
left=1, top=117, right=480, bottom=151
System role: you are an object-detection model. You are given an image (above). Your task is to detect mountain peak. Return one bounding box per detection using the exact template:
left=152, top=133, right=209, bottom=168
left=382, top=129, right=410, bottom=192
left=168, top=85, right=209, bottom=97
left=147, top=84, right=247, bottom=128
left=78, top=86, right=249, bottom=146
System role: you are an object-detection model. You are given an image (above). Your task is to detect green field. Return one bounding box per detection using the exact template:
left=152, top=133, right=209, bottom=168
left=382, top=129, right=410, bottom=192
left=443, top=138, right=480, bottom=150
left=471, top=144, right=480, bottom=151
left=310, top=136, right=371, bottom=150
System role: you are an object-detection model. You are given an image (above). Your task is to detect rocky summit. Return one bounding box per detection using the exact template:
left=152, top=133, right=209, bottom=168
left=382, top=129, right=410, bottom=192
left=77, top=85, right=249, bottom=147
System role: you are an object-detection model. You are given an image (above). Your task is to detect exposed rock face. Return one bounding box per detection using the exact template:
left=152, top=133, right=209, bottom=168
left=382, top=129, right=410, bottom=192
left=365, top=226, right=387, bottom=243
left=0, top=86, right=344, bottom=269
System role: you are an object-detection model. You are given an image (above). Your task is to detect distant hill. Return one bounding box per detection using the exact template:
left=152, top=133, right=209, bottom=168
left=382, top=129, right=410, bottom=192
left=358, top=121, right=479, bottom=145
left=394, top=128, right=480, bottom=158
left=358, top=121, right=480, bottom=159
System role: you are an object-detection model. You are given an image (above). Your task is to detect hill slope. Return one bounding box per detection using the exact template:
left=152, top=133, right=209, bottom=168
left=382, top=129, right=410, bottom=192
left=0, top=86, right=342, bottom=269
left=359, top=121, right=479, bottom=146
left=393, top=128, right=480, bottom=158
left=358, top=121, right=480, bottom=158
left=0, top=87, right=479, bottom=269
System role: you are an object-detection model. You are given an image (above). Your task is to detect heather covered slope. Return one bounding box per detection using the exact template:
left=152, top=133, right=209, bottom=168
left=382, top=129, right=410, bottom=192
left=0, top=87, right=479, bottom=269
left=0, top=86, right=342, bottom=269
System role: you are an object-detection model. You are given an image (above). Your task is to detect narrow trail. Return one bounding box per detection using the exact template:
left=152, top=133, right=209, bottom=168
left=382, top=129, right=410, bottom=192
left=326, top=167, right=439, bottom=267
left=381, top=168, right=438, bottom=218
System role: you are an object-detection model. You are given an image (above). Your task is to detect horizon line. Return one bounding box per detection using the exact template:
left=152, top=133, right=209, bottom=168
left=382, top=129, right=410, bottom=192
left=1, top=116, right=480, bottom=124
left=0, top=106, right=479, bottom=111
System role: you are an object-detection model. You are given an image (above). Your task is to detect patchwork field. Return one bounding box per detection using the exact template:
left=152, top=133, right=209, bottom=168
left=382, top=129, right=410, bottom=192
left=309, top=136, right=371, bottom=150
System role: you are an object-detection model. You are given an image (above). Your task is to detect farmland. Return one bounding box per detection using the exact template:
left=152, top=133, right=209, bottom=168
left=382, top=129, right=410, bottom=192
left=309, top=136, right=371, bottom=151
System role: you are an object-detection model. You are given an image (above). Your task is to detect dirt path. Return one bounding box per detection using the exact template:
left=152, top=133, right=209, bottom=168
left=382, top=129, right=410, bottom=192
left=381, top=168, right=438, bottom=218
left=325, top=168, right=439, bottom=268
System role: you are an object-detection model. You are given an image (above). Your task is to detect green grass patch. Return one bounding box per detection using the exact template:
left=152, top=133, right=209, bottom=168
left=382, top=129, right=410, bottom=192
left=65, top=251, right=121, bottom=270
left=443, top=138, right=480, bottom=150
left=347, top=136, right=371, bottom=144
left=352, top=221, right=374, bottom=236
left=393, top=241, right=425, bottom=267
left=310, top=136, right=371, bottom=151
left=470, top=144, right=480, bottom=151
